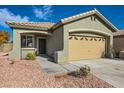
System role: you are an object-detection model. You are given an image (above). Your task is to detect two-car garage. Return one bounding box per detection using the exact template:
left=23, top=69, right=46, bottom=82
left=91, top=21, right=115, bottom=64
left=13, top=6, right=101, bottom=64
left=68, top=32, right=107, bottom=61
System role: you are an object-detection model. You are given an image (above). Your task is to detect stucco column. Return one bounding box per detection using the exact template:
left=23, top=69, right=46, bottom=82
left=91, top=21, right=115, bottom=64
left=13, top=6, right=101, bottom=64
left=109, top=35, right=114, bottom=58
left=55, top=27, right=69, bottom=64
left=9, top=30, right=21, bottom=60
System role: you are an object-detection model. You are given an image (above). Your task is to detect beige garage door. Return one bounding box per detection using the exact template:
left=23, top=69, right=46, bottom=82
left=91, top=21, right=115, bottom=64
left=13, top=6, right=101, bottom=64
left=69, top=34, right=106, bottom=61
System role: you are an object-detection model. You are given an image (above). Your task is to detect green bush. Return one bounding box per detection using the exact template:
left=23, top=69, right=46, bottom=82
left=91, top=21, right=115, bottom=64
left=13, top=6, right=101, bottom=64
left=78, top=65, right=91, bottom=77
left=26, top=52, right=36, bottom=60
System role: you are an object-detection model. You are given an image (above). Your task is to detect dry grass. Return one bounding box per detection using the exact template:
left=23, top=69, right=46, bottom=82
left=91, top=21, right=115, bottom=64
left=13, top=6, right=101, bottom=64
left=0, top=52, right=113, bottom=88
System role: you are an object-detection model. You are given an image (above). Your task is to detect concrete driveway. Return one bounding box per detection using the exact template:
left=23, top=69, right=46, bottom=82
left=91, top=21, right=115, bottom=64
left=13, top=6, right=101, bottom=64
left=70, top=59, right=124, bottom=88
left=36, top=56, right=124, bottom=88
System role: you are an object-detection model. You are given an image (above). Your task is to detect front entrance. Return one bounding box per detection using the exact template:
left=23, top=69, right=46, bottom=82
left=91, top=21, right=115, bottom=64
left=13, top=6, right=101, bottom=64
left=38, top=38, right=46, bottom=55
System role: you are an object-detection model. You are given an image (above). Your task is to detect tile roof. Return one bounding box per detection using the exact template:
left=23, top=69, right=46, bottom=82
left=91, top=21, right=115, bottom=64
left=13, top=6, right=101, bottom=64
left=6, top=9, right=118, bottom=32
left=6, top=21, right=55, bottom=29
left=113, top=30, right=124, bottom=36
left=52, top=9, right=118, bottom=32
left=61, top=9, right=96, bottom=23
left=52, top=9, right=98, bottom=30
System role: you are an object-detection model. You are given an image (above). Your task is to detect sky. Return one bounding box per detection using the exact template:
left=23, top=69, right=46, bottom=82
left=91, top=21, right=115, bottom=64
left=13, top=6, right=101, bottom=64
left=0, top=5, right=124, bottom=41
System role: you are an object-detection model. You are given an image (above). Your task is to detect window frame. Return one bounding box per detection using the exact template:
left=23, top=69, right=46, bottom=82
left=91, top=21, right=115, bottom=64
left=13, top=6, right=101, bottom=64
left=21, top=34, right=34, bottom=48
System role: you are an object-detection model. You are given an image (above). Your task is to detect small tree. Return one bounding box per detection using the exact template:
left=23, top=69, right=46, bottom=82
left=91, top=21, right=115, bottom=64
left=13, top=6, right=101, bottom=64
left=0, top=30, right=10, bottom=44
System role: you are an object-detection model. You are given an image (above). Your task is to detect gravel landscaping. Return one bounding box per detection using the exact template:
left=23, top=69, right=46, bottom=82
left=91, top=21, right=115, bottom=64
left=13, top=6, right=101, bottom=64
left=0, top=52, right=113, bottom=88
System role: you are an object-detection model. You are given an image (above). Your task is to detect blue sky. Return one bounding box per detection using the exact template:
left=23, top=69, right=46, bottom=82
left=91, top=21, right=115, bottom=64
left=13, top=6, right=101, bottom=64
left=0, top=5, right=124, bottom=41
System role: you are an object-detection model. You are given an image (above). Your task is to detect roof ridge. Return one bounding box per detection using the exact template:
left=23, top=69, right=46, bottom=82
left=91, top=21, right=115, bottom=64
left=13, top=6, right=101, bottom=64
left=61, top=9, right=97, bottom=22
left=57, top=8, right=118, bottom=32
left=6, top=8, right=118, bottom=32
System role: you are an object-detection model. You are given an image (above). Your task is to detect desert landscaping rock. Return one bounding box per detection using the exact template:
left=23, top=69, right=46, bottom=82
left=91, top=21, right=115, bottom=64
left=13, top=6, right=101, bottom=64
left=0, top=52, right=112, bottom=88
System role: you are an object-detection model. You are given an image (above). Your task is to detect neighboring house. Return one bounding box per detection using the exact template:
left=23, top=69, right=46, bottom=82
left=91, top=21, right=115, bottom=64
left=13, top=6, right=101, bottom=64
left=113, top=30, right=124, bottom=58
left=6, top=9, right=118, bottom=64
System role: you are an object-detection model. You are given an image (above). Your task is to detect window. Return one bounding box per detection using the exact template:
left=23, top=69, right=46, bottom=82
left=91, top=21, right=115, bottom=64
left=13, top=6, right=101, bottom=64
left=21, top=35, right=26, bottom=48
left=21, top=35, right=34, bottom=48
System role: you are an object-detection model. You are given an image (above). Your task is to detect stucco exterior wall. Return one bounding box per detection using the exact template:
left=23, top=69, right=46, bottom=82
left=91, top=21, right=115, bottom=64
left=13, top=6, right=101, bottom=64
left=9, top=28, right=49, bottom=60
left=114, top=36, right=124, bottom=56
left=56, top=15, right=113, bottom=63
left=47, top=26, right=63, bottom=58
left=20, top=34, right=48, bottom=59
left=64, top=16, right=113, bottom=34
left=9, top=29, right=21, bottom=60
left=21, top=48, right=36, bottom=59
left=9, top=15, right=115, bottom=63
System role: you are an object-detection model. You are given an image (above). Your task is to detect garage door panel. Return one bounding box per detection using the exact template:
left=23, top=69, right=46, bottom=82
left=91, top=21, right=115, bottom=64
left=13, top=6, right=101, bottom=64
left=69, top=36, right=106, bottom=61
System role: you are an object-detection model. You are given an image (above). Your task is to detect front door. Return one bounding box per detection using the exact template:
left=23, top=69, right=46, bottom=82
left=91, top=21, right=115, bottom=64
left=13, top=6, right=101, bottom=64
left=38, top=38, right=46, bottom=54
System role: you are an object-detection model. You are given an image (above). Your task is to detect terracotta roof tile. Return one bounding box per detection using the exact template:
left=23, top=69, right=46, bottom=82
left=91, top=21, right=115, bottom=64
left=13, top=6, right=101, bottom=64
left=6, top=9, right=118, bottom=32
left=6, top=21, right=55, bottom=28
left=61, top=9, right=96, bottom=23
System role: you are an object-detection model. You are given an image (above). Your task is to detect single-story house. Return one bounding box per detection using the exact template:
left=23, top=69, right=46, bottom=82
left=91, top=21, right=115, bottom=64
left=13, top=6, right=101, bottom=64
left=113, top=30, right=124, bottom=58
left=6, top=9, right=118, bottom=64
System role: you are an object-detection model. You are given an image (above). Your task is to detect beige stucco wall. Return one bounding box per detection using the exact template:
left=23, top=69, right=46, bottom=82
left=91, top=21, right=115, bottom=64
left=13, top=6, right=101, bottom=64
left=9, top=28, right=49, bottom=60
left=9, top=15, right=114, bottom=63
left=55, top=15, right=113, bottom=63
left=47, top=26, right=63, bottom=58
left=21, top=48, right=36, bottom=59
left=114, top=36, right=124, bottom=56
left=20, top=34, right=48, bottom=59
left=9, top=29, right=21, bottom=60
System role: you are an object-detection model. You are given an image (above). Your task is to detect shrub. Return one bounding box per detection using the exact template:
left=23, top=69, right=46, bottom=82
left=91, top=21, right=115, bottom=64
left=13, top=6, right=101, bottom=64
left=78, top=65, right=91, bottom=77
left=26, top=52, right=36, bottom=60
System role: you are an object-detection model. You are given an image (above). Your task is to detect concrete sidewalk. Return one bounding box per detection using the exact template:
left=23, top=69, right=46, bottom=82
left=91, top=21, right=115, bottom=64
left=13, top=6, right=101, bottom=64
left=36, top=56, right=83, bottom=74
left=36, top=56, right=68, bottom=74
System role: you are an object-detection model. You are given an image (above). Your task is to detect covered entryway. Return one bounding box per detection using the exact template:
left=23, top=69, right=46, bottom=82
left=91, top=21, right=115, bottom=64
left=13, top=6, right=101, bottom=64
left=68, top=32, right=107, bottom=61
left=37, top=38, right=46, bottom=55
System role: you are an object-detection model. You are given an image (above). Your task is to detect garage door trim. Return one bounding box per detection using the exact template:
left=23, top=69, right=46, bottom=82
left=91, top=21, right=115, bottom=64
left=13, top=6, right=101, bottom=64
left=68, top=28, right=111, bottom=61
left=69, top=28, right=112, bottom=37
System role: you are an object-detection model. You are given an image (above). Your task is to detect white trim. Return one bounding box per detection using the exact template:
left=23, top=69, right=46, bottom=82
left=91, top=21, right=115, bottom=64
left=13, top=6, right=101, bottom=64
left=18, top=31, right=52, bottom=36
left=61, top=10, right=95, bottom=22
left=21, top=48, right=36, bottom=50
left=95, top=9, right=118, bottom=32
left=37, top=37, right=46, bottom=55
left=69, top=28, right=112, bottom=36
